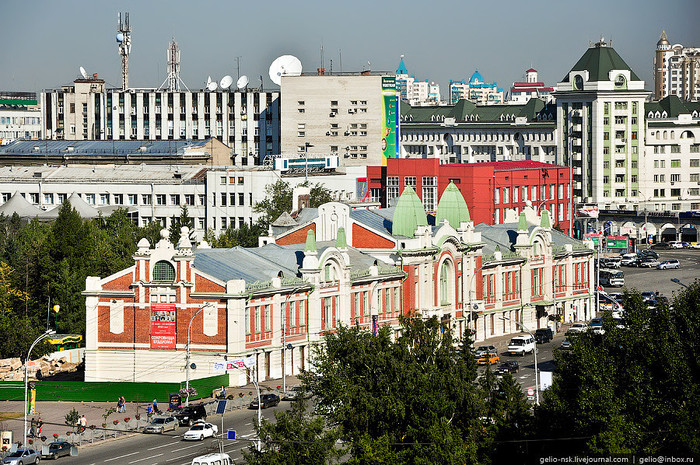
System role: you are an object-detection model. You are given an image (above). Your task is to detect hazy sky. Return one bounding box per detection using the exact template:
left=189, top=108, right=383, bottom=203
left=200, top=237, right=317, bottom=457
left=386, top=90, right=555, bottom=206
left=1, top=0, right=697, bottom=95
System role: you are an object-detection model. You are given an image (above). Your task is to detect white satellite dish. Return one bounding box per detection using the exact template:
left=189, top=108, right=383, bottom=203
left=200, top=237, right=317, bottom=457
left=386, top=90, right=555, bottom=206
left=206, top=76, right=212, bottom=86
left=268, top=55, right=302, bottom=86
left=79, top=66, right=88, bottom=79
left=207, top=81, right=218, bottom=91
left=236, top=75, right=249, bottom=89
left=220, top=75, right=233, bottom=89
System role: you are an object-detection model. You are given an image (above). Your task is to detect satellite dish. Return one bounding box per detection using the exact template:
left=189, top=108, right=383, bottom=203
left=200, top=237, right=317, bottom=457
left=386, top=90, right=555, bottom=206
left=236, top=75, right=249, bottom=89
left=79, top=66, right=88, bottom=79
left=207, top=81, right=218, bottom=91
left=116, top=32, right=124, bottom=43
left=206, top=75, right=212, bottom=86
left=220, top=75, right=233, bottom=89
left=268, top=55, right=302, bottom=86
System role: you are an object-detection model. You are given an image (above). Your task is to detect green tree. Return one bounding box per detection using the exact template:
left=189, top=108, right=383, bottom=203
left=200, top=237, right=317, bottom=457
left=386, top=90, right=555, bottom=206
left=211, top=222, right=264, bottom=248
left=243, top=397, right=343, bottom=465
left=169, top=205, right=195, bottom=245
left=253, top=180, right=293, bottom=231
left=533, top=286, right=700, bottom=456
left=300, top=316, right=485, bottom=464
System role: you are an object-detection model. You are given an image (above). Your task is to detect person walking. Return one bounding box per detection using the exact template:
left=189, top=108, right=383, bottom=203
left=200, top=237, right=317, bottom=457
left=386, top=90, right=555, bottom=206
left=37, top=417, right=43, bottom=436
left=29, top=417, right=37, bottom=438
left=152, top=398, right=160, bottom=414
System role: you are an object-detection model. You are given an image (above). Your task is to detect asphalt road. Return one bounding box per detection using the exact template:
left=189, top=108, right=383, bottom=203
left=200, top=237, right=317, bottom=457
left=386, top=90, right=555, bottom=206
left=73, top=402, right=285, bottom=464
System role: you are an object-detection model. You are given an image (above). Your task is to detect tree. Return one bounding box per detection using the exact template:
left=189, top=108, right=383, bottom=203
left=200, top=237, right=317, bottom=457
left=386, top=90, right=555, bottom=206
left=300, top=316, right=485, bottom=464
left=211, top=222, right=264, bottom=248
left=169, top=205, right=195, bottom=245
left=243, top=397, right=343, bottom=465
left=533, top=286, right=700, bottom=456
left=253, top=180, right=293, bottom=231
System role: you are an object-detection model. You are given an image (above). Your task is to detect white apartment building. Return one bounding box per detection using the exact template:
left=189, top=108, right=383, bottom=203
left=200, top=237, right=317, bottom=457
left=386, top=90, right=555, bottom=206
left=280, top=72, right=397, bottom=168
left=41, top=76, right=280, bottom=162
left=395, top=57, right=441, bottom=106
left=508, top=69, right=555, bottom=104
left=654, top=30, right=700, bottom=102
left=0, top=92, right=42, bottom=145
left=555, top=39, right=649, bottom=209
left=449, top=71, right=504, bottom=105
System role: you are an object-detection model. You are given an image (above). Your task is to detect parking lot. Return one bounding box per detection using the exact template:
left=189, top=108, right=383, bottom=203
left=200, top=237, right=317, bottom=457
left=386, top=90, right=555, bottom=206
left=601, top=248, right=700, bottom=299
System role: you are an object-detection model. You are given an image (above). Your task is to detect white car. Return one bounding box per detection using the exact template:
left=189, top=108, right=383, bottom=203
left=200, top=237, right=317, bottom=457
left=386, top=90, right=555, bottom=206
left=506, top=335, right=535, bottom=356
left=183, top=421, right=218, bottom=441
left=567, top=322, right=588, bottom=333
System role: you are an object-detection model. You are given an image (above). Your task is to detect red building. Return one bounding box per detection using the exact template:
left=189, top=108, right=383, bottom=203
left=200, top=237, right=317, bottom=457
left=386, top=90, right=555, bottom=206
left=367, top=158, right=572, bottom=235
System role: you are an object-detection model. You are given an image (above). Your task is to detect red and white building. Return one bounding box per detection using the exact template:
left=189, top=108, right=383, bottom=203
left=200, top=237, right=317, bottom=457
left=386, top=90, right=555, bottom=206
left=84, top=185, right=593, bottom=385
left=508, top=68, right=555, bottom=104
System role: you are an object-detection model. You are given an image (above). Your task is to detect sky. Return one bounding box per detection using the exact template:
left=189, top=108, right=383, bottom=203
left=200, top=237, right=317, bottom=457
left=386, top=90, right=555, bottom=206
left=1, top=0, right=698, bottom=95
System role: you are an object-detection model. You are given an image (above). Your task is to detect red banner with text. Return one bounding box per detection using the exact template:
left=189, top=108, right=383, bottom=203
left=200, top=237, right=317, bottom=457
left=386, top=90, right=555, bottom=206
left=150, top=303, right=177, bottom=349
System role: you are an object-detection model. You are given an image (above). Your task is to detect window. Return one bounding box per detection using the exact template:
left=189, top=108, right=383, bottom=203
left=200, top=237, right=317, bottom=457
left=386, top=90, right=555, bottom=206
left=671, top=145, right=681, bottom=153
left=170, top=194, right=180, bottom=205
left=43, top=193, right=53, bottom=205
left=153, top=261, right=176, bottom=282
left=690, top=174, right=700, bottom=182
left=142, top=194, right=152, bottom=205
left=254, top=306, right=260, bottom=333
left=404, top=176, right=416, bottom=190
left=185, top=194, right=194, bottom=206
left=503, top=187, right=509, bottom=203
left=387, top=177, right=399, bottom=205
left=671, top=159, right=681, bottom=168
left=671, top=188, right=681, bottom=197
left=128, top=194, right=138, bottom=205
left=264, top=304, right=271, bottom=332
left=603, top=161, right=610, bottom=169
left=671, top=174, right=680, bottom=182
left=113, top=194, right=123, bottom=205
left=155, top=194, right=166, bottom=205
left=690, top=159, right=700, bottom=167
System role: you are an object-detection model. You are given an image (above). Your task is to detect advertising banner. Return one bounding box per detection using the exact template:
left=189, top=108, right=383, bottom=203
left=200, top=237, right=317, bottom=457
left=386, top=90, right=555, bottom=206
left=150, top=303, right=176, bottom=349
left=212, top=356, right=257, bottom=373
left=577, top=205, right=599, bottom=219
left=381, top=76, right=398, bottom=165
left=605, top=236, right=628, bottom=249
left=583, top=233, right=602, bottom=246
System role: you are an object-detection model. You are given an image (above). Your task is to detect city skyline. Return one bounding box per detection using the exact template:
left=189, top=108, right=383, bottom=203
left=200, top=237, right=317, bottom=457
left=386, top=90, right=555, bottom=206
left=1, top=0, right=696, bottom=95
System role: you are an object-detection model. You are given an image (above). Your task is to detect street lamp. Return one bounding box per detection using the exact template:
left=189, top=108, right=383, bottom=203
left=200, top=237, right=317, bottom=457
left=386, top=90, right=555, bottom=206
left=24, top=329, right=55, bottom=447
left=500, top=316, right=539, bottom=405
left=186, top=302, right=214, bottom=406
left=670, top=278, right=689, bottom=289
left=303, top=142, right=313, bottom=181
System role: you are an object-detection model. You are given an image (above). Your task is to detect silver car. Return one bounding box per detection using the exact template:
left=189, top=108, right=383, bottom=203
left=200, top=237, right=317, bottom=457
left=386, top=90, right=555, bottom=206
left=1, top=448, right=41, bottom=465
left=143, top=416, right=178, bottom=434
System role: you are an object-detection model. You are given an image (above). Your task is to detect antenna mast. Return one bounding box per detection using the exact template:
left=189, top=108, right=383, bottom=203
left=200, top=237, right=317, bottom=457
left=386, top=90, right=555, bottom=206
left=159, top=38, right=189, bottom=91
left=117, top=12, right=132, bottom=90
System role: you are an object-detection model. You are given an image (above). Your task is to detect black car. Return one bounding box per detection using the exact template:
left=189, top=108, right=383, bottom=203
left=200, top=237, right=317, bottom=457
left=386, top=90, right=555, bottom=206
left=534, top=327, right=553, bottom=343
left=174, top=404, right=207, bottom=426
left=42, top=441, right=73, bottom=459
left=495, top=361, right=520, bottom=375
left=638, top=249, right=659, bottom=259
left=249, top=393, right=280, bottom=409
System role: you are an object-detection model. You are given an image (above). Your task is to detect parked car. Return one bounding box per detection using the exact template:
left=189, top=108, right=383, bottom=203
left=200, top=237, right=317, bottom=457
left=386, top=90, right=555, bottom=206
left=190, top=453, right=232, bottom=465
left=667, top=241, right=684, bottom=249
left=495, top=361, right=520, bottom=375
left=282, top=385, right=310, bottom=401
left=657, top=259, right=680, bottom=270
left=620, top=254, right=638, bottom=266
left=477, top=351, right=500, bottom=365
left=589, top=318, right=604, bottom=335
left=143, top=416, right=178, bottom=434
left=637, top=249, right=659, bottom=259
left=637, top=257, right=659, bottom=268
left=183, top=421, right=218, bottom=441
left=174, top=404, right=207, bottom=426
left=474, top=345, right=497, bottom=357
left=249, top=393, right=280, bottom=409
left=42, top=441, right=73, bottom=459
left=567, top=322, right=588, bottom=333
left=641, top=291, right=657, bottom=302
left=602, top=257, right=622, bottom=268
left=507, top=335, right=536, bottom=356
left=1, top=448, right=41, bottom=465
left=534, top=327, right=553, bottom=343
left=560, top=339, right=573, bottom=350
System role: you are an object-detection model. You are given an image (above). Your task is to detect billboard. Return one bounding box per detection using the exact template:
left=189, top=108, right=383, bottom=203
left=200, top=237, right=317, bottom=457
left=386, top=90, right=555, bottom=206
left=577, top=205, right=599, bottom=219
left=381, top=76, right=398, bottom=165
left=150, top=303, right=177, bottom=349
left=583, top=233, right=602, bottom=246
left=605, top=236, right=628, bottom=249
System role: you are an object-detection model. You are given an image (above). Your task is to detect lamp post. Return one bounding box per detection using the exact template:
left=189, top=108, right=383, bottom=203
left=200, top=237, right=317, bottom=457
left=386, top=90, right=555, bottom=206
left=303, top=142, right=313, bottom=181
left=24, top=329, right=55, bottom=447
left=186, top=302, right=214, bottom=406
left=500, top=317, right=538, bottom=405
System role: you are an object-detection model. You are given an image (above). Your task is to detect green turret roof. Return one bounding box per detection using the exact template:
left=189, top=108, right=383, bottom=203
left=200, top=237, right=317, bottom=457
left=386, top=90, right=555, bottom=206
left=563, top=40, right=640, bottom=82
left=540, top=209, right=551, bottom=228
left=392, top=186, right=428, bottom=237
left=518, top=212, right=528, bottom=232
left=436, top=182, right=470, bottom=227
left=336, top=227, right=347, bottom=249
left=304, top=229, right=317, bottom=253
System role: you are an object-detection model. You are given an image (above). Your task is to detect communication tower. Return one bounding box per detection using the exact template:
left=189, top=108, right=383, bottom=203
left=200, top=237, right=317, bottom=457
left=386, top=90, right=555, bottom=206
left=159, top=38, right=189, bottom=91
left=116, top=12, right=132, bottom=90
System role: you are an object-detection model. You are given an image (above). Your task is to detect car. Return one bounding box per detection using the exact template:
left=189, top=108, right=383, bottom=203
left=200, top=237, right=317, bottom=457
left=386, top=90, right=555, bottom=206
left=534, top=327, right=553, bottom=344
left=507, top=335, right=535, bottom=356
left=682, top=242, right=692, bottom=248
left=477, top=351, right=500, bottom=365
left=183, top=421, right=218, bottom=441
left=474, top=345, right=497, bottom=357
left=637, top=249, right=659, bottom=259
left=174, top=404, right=208, bottom=426
left=42, top=441, right=73, bottom=459
left=690, top=242, right=700, bottom=249
left=249, top=393, right=280, bottom=409
left=667, top=241, right=684, bottom=249
left=494, top=361, right=520, bottom=375
left=641, top=291, right=657, bottom=302
left=637, top=258, right=659, bottom=268
left=190, top=453, right=232, bottom=465
left=657, top=259, right=680, bottom=270
left=567, top=322, right=588, bottom=333
left=143, top=415, right=178, bottom=433
left=282, top=385, right=310, bottom=401
left=589, top=318, right=604, bottom=335
left=620, top=254, right=638, bottom=266
left=602, top=257, right=622, bottom=268
left=1, top=448, right=41, bottom=465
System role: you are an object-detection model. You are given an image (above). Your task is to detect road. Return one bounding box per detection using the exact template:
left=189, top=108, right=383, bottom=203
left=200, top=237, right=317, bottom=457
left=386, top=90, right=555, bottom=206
left=74, top=402, right=285, bottom=464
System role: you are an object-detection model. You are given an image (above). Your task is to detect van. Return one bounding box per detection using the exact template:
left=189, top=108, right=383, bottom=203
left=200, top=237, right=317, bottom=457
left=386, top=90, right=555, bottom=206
left=599, top=269, right=624, bottom=287
left=191, top=453, right=232, bottom=465
left=507, top=334, right=535, bottom=356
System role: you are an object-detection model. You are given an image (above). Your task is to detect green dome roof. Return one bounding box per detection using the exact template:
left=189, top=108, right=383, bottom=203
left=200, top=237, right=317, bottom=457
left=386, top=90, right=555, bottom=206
left=436, top=182, right=470, bottom=227
left=392, top=186, right=428, bottom=237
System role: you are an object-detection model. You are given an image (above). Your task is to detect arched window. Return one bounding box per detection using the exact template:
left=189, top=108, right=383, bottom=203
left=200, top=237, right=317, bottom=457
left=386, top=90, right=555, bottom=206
left=153, top=261, right=176, bottom=282
left=439, top=259, right=454, bottom=306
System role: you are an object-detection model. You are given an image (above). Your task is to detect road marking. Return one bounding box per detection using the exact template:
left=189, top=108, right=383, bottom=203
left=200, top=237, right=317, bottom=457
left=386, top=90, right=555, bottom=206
left=130, top=453, right=163, bottom=464
left=240, top=433, right=256, bottom=438
left=171, top=443, right=206, bottom=453
left=244, top=422, right=252, bottom=426
left=104, top=451, right=140, bottom=462
left=519, top=374, right=530, bottom=379
left=147, top=442, right=179, bottom=451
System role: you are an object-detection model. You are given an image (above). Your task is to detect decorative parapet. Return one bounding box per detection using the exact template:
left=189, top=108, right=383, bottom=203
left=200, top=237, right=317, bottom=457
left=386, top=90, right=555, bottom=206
left=245, top=280, right=273, bottom=292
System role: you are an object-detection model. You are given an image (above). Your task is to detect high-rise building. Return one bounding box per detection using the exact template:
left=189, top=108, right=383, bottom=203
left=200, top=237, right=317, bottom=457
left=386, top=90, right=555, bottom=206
left=0, top=92, right=42, bottom=145
left=395, top=56, right=441, bottom=106
left=654, top=30, right=700, bottom=101
left=449, top=71, right=504, bottom=105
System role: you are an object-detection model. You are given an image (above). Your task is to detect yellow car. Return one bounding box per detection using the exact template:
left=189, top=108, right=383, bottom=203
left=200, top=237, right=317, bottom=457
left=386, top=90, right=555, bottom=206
left=477, top=352, right=500, bottom=365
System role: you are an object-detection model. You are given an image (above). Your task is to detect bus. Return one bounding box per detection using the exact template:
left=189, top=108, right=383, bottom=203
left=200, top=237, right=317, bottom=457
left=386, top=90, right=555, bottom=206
left=599, top=268, right=624, bottom=287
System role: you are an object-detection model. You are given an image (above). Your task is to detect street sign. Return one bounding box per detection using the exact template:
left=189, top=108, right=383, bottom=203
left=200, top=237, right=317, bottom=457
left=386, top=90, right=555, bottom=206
left=227, top=430, right=236, bottom=440
left=216, top=400, right=227, bottom=414
left=527, top=388, right=535, bottom=397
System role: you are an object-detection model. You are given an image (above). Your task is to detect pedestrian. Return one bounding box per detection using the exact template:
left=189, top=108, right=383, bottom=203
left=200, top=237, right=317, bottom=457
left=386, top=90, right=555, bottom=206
left=152, top=398, right=159, bottom=414
left=37, top=417, right=43, bottom=435
left=81, top=415, right=88, bottom=432
left=220, top=385, right=226, bottom=398
left=29, top=417, right=36, bottom=438
left=119, top=395, right=126, bottom=413
left=117, top=396, right=123, bottom=412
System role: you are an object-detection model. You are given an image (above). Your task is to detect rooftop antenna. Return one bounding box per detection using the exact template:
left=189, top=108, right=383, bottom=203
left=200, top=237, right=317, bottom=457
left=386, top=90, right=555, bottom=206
left=116, top=12, right=132, bottom=90
left=220, top=75, right=233, bottom=90
left=79, top=66, right=88, bottom=80
left=235, top=56, right=241, bottom=80
left=159, top=38, right=189, bottom=91
left=339, top=49, right=343, bottom=73
left=320, top=42, right=324, bottom=70
left=268, top=55, right=303, bottom=86
left=236, top=75, right=249, bottom=91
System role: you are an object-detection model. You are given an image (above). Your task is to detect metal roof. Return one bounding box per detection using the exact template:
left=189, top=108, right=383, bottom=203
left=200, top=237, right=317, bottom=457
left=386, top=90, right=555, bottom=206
left=0, top=139, right=209, bottom=156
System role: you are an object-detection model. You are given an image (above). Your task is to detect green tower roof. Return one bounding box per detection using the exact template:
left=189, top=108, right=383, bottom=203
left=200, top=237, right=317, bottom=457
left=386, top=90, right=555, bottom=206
left=336, top=227, right=347, bottom=249
left=563, top=40, right=640, bottom=82
left=540, top=209, right=551, bottom=229
left=436, top=182, right=470, bottom=227
left=518, top=212, right=528, bottom=232
left=392, top=186, right=428, bottom=237
left=304, top=229, right=317, bottom=253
